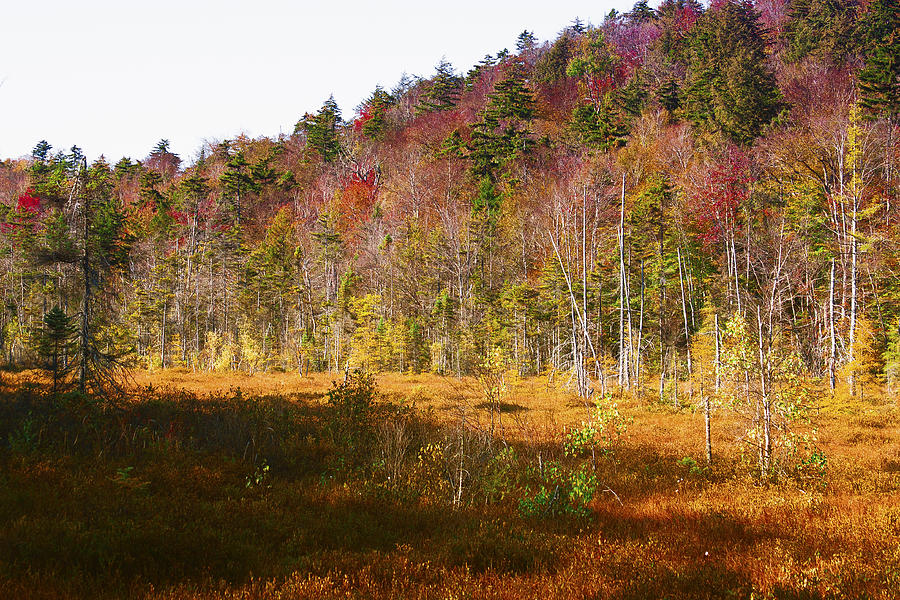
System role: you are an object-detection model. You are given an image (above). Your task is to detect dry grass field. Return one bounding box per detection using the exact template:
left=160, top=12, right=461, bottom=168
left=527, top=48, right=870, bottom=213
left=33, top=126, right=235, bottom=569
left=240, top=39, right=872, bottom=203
left=0, top=369, right=898, bottom=599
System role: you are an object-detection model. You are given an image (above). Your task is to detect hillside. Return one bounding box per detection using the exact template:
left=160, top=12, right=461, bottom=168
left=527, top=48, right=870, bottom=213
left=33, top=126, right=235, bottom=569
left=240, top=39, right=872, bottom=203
left=0, top=0, right=898, bottom=405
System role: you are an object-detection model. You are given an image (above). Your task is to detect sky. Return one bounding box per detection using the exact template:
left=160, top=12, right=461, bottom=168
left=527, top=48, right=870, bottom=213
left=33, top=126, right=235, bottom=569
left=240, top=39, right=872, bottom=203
left=0, top=0, right=623, bottom=165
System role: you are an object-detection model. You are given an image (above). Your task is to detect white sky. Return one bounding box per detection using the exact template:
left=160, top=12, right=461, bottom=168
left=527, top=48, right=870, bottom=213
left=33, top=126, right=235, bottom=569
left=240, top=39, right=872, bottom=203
left=0, top=0, right=622, bottom=164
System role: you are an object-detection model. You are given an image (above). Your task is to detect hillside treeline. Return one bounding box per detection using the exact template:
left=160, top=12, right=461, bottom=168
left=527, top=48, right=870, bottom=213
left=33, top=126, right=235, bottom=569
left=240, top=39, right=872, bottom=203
left=1, top=0, right=898, bottom=400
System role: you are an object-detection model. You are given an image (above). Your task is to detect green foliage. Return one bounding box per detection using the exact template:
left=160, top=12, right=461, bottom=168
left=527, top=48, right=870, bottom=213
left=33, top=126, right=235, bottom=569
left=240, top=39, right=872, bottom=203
left=518, top=462, right=598, bottom=518
left=480, top=446, right=519, bottom=503
left=324, top=370, right=377, bottom=464
left=884, top=320, right=900, bottom=396
left=678, top=455, right=708, bottom=476
left=628, top=0, right=657, bottom=23
left=360, top=86, right=395, bottom=139
left=570, top=97, right=627, bottom=150
left=35, top=306, right=78, bottom=393
left=8, top=413, right=39, bottom=454
left=296, top=96, right=342, bottom=162
left=468, top=64, right=536, bottom=179
left=782, top=0, right=860, bottom=64
left=535, top=32, right=576, bottom=85
left=564, top=396, right=630, bottom=459
left=416, top=59, right=463, bottom=114
left=684, top=0, right=783, bottom=144
left=858, top=0, right=900, bottom=120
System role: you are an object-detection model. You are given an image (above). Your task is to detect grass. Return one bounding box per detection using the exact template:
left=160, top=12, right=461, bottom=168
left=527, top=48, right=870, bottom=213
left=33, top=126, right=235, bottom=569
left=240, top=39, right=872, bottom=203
left=0, top=369, right=898, bottom=599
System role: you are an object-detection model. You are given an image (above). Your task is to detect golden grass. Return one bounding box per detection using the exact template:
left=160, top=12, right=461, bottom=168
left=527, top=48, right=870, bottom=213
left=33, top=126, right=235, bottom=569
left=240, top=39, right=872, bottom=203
left=1, top=369, right=898, bottom=599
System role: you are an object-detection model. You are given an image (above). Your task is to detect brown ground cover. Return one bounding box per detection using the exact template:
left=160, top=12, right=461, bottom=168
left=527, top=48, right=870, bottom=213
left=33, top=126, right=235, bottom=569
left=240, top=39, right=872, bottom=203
left=0, top=369, right=897, bottom=599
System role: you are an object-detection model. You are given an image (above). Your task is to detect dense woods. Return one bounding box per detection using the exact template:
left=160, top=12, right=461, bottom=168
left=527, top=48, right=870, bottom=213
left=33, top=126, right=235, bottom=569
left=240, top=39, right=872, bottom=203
left=1, top=0, right=898, bottom=409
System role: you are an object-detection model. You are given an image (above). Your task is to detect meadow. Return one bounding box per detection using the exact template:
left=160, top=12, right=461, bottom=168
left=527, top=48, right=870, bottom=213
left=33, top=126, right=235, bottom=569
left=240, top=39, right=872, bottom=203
left=0, top=369, right=898, bottom=599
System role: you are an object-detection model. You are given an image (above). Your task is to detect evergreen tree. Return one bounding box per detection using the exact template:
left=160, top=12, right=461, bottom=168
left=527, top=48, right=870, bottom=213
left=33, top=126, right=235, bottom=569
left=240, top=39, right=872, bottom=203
left=416, top=59, right=463, bottom=114
left=657, top=76, right=681, bottom=112
left=296, top=96, right=342, bottom=162
left=566, top=29, right=629, bottom=149
left=468, top=64, right=535, bottom=179
left=655, top=0, right=704, bottom=64
left=782, top=0, right=860, bottom=64
left=684, top=0, right=782, bottom=145
left=36, top=306, right=77, bottom=393
left=570, top=99, right=627, bottom=150
left=628, top=0, right=657, bottom=23
left=858, top=0, right=900, bottom=121
left=516, top=30, right=537, bottom=54
left=535, top=32, right=575, bottom=85
left=464, top=64, right=534, bottom=180
left=358, top=86, right=394, bottom=140
left=466, top=54, right=497, bottom=89
left=220, top=151, right=255, bottom=224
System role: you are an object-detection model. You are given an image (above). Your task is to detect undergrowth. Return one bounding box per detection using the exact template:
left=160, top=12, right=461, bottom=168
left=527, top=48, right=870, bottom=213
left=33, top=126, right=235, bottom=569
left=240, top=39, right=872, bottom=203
left=0, top=372, right=897, bottom=599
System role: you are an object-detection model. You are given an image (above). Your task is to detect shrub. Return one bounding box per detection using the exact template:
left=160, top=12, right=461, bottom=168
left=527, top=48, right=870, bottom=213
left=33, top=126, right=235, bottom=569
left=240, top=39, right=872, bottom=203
left=324, top=370, right=377, bottom=465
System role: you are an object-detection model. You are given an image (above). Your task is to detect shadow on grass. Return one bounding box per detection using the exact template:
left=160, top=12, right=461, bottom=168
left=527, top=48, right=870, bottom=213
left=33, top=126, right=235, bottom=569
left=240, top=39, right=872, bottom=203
left=0, top=382, right=873, bottom=600
left=474, top=401, right=528, bottom=414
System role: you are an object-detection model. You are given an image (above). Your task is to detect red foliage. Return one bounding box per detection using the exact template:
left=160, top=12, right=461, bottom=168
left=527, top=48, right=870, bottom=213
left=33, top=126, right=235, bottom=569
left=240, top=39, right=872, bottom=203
left=338, top=168, right=380, bottom=230
left=692, top=150, right=752, bottom=247
left=353, top=105, right=374, bottom=132
left=167, top=209, right=190, bottom=226
left=1, top=189, right=42, bottom=233
left=673, top=3, right=701, bottom=33
left=17, top=189, right=41, bottom=214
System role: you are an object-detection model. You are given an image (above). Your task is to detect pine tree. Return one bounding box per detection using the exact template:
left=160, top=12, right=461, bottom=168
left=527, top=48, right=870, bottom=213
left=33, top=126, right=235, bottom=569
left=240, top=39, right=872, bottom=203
left=628, top=0, right=657, bottom=23
left=416, top=59, right=463, bottom=114
left=782, top=0, right=860, bottom=64
left=684, top=0, right=782, bottom=145
left=468, top=64, right=536, bottom=179
left=36, top=306, right=77, bottom=394
left=220, top=151, right=255, bottom=224
left=858, top=0, right=900, bottom=121
left=358, top=86, right=394, bottom=140
left=296, top=96, right=342, bottom=162
left=535, top=32, right=575, bottom=85
left=516, top=30, right=536, bottom=54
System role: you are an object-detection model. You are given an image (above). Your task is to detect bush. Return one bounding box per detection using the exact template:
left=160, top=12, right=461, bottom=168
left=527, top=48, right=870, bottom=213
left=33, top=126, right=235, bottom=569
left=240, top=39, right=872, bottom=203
left=324, top=370, right=377, bottom=466
left=519, top=461, right=597, bottom=519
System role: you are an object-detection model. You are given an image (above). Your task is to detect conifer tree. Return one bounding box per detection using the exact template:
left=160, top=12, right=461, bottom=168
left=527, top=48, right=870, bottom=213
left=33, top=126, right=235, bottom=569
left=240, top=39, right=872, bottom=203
left=468, top=63, right=535, bottom=179
left=36, top=306, right=77, bottom=393
left=782, top=0, right=860, bottom=64
left=358, top=86, right=394, bottom=140
left=416, top=59, right=463, bottom=114
left=296, top=96, right=342, bottom=162
left=628, top=0, right=657, bottom=23
left=220, top=151, right=255, bottom=224
left=858, top=0, right=900, bottom=121
left=566, top=29, right=629, bottom=149
left=516, top=30, right=536, bottom=54
left=684, top=0, right=782, bottom=144
left=535, top=32, right=575, bottom=85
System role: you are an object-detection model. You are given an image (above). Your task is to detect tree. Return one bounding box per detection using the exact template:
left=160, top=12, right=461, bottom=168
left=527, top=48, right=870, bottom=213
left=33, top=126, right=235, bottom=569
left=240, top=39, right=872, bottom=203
left=219, top=151, right=255, bottom=224
left=858, top=0, right=900, bottom=122
left=628, top=0, right=657, bottom=23
left=36, top=306, right=77, bottom=393
left=566, top=29, right=630, bottom=150
left=75, top=159, right=133, bottom=396
left=296, top=96, right=342, bottom=162
left=416, top=59, right=463, bottom=114
left=468, top=64, right=536, bottom=179
left=684, top=0, right=782, bottom=144
left=355, top=86, right=394, bottom=140
left=782, top=0, right=860, bottom=64
left=535, top=31, right=576, bottom=85
left=516, top=30, right=536, bottom=54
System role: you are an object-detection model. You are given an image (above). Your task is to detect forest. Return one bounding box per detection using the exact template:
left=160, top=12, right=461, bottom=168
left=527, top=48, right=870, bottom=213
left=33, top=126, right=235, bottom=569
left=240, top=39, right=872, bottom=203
left=1, top=0, right=899, bottom=598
